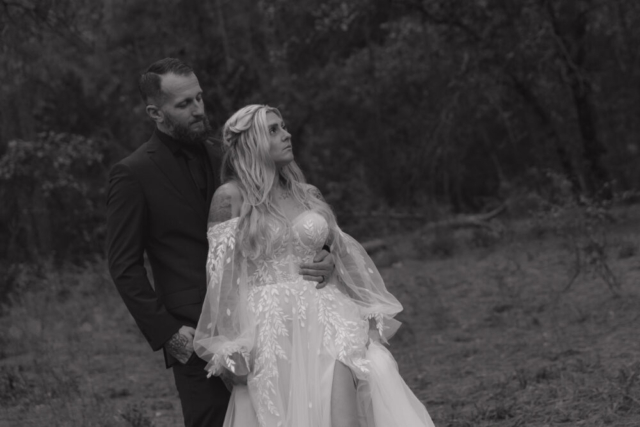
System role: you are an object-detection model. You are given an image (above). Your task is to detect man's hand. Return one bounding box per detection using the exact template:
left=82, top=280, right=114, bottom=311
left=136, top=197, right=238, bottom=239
left=165, top=325, right=196, bottom=364
left=299, top=250, right=335, bottom=289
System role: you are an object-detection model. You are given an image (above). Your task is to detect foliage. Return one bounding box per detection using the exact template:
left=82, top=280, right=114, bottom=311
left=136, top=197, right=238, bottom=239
left=3, top=0, right=640, bottom=257
left=616, top=239, right=637, bottom=259
left=0, top=259, right=128, bottom=426
left=121, top=402, right=155, bottom=427
left=0, top=132, right=110, bottom=261
left=524, top=172, right=622, bottom=295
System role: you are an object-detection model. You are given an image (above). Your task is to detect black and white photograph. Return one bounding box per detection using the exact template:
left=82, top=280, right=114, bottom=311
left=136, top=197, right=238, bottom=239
left=1, top=1, right=640, bottom=426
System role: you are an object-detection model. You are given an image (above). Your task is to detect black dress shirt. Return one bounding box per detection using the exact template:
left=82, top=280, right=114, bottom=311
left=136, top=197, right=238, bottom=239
left=156, top=129, right=213, bottom=201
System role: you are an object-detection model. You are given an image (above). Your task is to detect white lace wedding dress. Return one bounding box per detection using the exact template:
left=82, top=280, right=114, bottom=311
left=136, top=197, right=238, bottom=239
left=194, top=211, right=435, bottom=427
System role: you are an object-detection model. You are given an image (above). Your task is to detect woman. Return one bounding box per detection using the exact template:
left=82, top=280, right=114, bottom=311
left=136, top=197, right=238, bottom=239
left=194, top=105, right=435, bottom=427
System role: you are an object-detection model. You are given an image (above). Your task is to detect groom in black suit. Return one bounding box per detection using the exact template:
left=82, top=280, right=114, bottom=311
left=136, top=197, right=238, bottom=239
left=106, top=58, right=333, bottom=427
left=106, top=58, right=229, bottom=427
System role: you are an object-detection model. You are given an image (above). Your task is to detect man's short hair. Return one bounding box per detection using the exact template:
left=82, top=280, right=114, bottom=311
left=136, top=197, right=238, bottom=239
left=138, top=58, right=194, bottom=104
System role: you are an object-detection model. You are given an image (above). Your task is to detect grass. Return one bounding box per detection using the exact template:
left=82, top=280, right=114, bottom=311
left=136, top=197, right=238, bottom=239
left=384, top=205, right=640, bottom=426
left=0, top=260, right=179, bottom=427
left=2, top=205, right=640, bottom=426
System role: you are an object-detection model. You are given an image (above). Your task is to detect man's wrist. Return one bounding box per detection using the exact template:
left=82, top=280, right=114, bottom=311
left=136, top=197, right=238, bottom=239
left=163, top=327, right=182, bottom=348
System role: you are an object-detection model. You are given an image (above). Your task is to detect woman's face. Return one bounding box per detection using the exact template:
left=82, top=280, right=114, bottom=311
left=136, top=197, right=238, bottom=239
left=266, top=111, right=294, bottom=168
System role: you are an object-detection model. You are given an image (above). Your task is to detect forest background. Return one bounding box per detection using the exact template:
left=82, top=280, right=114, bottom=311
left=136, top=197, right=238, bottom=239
left=3, top=0, right=640, bottom=263
left=2, top=1, right=640, bottom=426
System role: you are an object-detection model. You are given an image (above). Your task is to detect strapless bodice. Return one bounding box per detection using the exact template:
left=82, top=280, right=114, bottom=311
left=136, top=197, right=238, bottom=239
left=246, top=211, right=329, bottom=287
left=290, top=210, right=329, bottom=253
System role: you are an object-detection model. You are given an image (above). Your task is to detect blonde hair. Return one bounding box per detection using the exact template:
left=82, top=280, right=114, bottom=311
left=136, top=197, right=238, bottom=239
left=221, top=105, right=336, bottom=259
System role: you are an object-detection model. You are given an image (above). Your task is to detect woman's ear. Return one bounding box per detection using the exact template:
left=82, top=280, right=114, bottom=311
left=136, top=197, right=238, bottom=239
left=146, top=104, right=164, bottom=125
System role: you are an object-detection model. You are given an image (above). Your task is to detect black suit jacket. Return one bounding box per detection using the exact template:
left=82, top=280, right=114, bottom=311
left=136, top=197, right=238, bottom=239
left=106, top=130, right=221, bottom=366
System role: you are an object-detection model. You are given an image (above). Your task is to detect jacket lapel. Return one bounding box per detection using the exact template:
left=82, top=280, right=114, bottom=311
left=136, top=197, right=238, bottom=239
left=146, top=133, right=207, bottom=220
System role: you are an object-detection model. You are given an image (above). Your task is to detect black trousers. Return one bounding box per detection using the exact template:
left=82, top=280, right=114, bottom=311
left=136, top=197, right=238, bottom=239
left=172, top=353, right=231, bottom=427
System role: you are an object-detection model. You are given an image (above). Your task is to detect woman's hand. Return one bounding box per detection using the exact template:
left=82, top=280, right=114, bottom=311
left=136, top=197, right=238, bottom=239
left=368, top=327, right=382, bottom=344
left=299, top=250, right=335, bottom=289
left=221, top=352, right=250, bottom=386
left=228, top=351, right=249, bottom=375
left=221, top=370, right=248, bottom=386
left=367, top=317, right=382, bottom=347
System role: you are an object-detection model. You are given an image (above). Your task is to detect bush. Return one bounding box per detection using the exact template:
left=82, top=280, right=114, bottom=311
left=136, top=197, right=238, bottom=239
left=421, top=229, right=456, bottom=258
left=616, top=240, right=637, bottom=259
left=0, top=132, right=111, bottom=262
left=470, top=227, right=501, bottom=248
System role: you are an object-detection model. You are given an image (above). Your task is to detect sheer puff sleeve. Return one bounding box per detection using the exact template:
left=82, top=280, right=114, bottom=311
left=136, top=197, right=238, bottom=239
left=330, top=227, right=403, bottom=342
left=194, top=218, right=254, bottom=377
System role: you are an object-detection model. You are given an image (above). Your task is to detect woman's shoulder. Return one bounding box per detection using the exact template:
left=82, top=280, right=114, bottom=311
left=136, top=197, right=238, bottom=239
left=299, top=182, right=316, bottom=190
left=209, top=181, right=243, bottom=224
left=215, top=180, right=242, bottom=199
left=299, top=183, right=324, bottom=200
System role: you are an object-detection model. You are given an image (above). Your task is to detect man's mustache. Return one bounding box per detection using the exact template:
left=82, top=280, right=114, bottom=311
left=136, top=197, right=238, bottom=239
left=191, top=116, right=210, bottom=126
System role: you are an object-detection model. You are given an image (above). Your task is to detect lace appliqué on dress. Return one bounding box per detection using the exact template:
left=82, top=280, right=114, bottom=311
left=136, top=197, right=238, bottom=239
left=196, top=211, right=405, bottom=427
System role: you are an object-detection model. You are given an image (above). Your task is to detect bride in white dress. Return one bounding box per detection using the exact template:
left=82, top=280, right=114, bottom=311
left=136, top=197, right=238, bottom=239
left=194, top=105, right=435, bottom=427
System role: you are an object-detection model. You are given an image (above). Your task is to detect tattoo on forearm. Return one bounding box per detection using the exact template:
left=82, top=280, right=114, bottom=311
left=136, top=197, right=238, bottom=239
left=166, top=332, right=189, bottom=358
left=209, top=193, right=232, bottom=225
left=309, top=186, right=325, bottom=202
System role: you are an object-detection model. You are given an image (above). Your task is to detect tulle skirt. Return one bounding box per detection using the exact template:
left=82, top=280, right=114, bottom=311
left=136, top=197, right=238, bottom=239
left=221, top=280, right=435, bottom=427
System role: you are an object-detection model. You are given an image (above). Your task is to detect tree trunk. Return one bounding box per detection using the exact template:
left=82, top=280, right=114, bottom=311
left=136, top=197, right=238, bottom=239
left=31, top=185, right=53, bottom=256
left=508, top=74, right=582, bottom=194
left=216, top=0, right=232, bottom=74
left=0, top=84, right=37, bottom=152
left=567, top=8, right=610, bottom=197
left=570, top=80, right=610, bottom=197
left=545, top=0, right=611, bottom=198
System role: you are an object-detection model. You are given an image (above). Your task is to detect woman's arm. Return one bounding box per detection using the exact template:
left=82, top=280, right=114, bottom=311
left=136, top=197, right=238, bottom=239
left=208, top=182, right=243, bottom=228
left=201, top=182, right=248, bottom=382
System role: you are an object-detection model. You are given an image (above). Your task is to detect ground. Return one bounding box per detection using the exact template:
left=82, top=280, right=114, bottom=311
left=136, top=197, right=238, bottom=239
left=1, top=206, right=640, bottom=427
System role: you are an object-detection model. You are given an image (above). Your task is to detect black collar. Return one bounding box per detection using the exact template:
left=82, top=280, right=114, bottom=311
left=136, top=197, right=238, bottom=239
left=155, top=128, right=205, bottom=156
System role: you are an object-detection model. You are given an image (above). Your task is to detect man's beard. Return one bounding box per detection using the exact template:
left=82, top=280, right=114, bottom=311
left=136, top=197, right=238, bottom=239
left=166, top=115, right=214, bottom=145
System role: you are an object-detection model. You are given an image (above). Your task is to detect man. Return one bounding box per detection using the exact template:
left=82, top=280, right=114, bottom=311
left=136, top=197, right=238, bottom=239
left=106, top=58, right=333, bottom=427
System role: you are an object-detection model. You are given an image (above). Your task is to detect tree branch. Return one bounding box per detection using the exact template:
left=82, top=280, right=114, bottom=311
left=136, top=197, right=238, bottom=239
left=389, top=0, right=483, bottom=42
left=361, top=204, right=506, bottom=252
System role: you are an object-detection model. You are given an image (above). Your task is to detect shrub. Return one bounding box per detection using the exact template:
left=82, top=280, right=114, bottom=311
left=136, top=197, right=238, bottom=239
left=429, top=229, right=456, bottom=258
left=470, top=227, right=501, bottom=248
left=616, top=240, right=637, bottom=259
left=0, top=132, right=111, bottom=262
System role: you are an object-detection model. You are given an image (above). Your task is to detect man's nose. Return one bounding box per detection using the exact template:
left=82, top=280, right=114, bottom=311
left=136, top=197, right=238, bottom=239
left=192, top=99, right=205, bottom=116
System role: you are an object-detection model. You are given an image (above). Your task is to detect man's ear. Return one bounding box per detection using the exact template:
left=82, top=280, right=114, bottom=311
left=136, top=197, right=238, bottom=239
left=146, top=104, right=164, bottom=125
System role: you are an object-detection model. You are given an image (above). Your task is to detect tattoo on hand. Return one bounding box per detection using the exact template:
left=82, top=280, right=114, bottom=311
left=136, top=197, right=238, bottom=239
left=166, top=332, right=190, bottom=361
left=209, top=193, right=232, bottom=225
